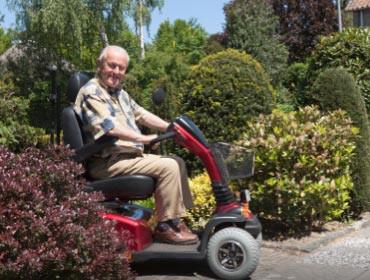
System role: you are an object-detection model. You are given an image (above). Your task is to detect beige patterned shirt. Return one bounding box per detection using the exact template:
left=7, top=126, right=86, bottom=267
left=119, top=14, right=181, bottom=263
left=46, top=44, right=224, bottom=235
left=74, top=78, right=149, bottom=158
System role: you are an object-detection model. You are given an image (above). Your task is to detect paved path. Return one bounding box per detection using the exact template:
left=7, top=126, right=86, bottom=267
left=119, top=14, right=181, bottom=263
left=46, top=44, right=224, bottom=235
left=134, top=219, right=370, bottom=280
left=253, top=226, right=370, bottom=280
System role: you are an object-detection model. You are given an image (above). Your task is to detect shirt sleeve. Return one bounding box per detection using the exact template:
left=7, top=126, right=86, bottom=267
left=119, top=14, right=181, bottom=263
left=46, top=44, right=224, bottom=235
left=76, top=90, right=116, bottom=140
left=128, top=95, right=150, bottom=122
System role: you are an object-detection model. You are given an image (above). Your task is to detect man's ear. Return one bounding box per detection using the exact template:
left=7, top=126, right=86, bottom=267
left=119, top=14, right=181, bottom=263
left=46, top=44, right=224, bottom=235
left=96, top=58, right=102, bottom=67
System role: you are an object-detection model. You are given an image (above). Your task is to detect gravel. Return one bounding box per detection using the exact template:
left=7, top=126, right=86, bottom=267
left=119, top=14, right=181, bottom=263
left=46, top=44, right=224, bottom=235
left=302, top=233, right=370, bottom=269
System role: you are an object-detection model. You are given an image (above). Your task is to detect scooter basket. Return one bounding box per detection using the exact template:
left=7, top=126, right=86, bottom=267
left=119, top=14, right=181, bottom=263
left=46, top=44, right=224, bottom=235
left=211, top=142, right=254, bottom=181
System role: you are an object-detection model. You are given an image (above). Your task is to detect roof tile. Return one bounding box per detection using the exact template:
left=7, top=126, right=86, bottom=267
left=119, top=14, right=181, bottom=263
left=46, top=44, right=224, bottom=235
left=345, top=0, right=370, bottom=11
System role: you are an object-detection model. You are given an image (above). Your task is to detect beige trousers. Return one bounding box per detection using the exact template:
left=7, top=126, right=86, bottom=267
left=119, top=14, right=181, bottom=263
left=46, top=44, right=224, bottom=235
left=89, top=153, right=193, bottom=222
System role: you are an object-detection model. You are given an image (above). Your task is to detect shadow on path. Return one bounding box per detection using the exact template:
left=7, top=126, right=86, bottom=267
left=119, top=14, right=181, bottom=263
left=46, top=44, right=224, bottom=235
left=132, top=259, right=219, bottom=279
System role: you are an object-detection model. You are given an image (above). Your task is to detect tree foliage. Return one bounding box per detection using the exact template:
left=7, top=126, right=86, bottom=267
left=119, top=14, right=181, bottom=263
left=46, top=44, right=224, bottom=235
left=6, top=0, right=134, bottom=70
left=204, top=32, right=227, bottom=55
left=153, top=19, right=208, bottom=64
left=0, top=27, right=12, bottom=55
left=224, top=0, right=288, bottom=85
left=271, top=0, right=337, bottom=62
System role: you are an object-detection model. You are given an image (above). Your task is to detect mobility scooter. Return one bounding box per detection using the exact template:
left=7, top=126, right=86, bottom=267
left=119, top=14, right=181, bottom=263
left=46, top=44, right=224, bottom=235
left=62, top=72, right=262, bottom=280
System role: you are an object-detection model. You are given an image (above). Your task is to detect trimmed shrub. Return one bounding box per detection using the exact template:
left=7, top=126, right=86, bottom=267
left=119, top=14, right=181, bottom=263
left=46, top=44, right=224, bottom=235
left=309, top=28, right=370, bottom=111
left=181, top=49, right=275, bottom=144
left=185, top=172, right=215, bottom=230
left=239, top=107, right=356, bottom=233
left=312, top=68, right=370, bottom=211
left=0, top=146, right=135, bottom=280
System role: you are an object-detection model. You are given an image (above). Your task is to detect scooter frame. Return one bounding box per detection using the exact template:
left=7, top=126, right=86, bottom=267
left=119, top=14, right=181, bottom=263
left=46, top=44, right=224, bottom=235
left=100, top=116, right=262, bottom=278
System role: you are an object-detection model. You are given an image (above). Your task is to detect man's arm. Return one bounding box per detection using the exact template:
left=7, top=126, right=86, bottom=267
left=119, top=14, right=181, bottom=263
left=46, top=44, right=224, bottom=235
left=106, top=126, right=157, bottom=144
left=139, top=111, right=170, bottom=132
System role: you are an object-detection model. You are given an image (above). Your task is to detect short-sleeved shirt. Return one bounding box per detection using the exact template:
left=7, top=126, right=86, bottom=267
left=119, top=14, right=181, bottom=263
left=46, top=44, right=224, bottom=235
left=74, top=78, right=149, bottom=158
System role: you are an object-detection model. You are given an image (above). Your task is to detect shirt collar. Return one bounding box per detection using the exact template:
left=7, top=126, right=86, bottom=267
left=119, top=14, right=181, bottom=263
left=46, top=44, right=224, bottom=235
left=96, top=76, right=122, bottom=96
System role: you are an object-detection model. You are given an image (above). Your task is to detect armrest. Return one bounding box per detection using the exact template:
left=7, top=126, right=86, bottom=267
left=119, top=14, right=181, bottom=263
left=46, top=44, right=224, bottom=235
left=73, top=135, right=117, bottom=162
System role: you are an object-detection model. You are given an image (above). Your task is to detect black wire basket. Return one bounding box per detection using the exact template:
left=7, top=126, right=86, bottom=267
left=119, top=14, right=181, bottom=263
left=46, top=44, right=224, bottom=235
left=211, top=142, right=255, bottom=182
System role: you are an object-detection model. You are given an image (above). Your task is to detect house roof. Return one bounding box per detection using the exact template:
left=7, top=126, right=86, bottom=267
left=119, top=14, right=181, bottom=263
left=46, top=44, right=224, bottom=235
left=345, top=0, right=370, bottom=11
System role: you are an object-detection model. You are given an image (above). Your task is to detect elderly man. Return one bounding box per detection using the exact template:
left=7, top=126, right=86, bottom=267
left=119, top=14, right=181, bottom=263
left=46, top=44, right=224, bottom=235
left=74, top=45, right=198, bottom=245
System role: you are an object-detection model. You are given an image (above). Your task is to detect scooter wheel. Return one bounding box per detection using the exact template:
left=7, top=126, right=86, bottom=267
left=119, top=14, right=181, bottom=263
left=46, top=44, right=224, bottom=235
left=207, top=227, right=260, bottom=280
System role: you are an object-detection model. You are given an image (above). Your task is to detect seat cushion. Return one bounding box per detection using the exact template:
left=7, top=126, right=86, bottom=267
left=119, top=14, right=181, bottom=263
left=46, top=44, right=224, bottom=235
left=84, top=175, right=155, bottom=200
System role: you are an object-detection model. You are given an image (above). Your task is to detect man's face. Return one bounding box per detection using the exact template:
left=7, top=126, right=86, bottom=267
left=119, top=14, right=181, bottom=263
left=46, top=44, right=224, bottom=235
left=99, top=49, right=127, bottom=90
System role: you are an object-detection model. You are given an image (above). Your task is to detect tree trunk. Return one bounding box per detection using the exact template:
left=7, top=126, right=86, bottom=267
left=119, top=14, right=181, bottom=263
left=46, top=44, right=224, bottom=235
left=99, top=26, right=109, bottom=47
left=139, top=0, right=145, bottom=59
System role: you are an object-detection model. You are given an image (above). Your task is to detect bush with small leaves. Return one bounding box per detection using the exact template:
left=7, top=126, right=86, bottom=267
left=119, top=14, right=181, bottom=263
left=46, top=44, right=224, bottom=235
left=239, top=107, right=356, bottom=233
left=0, top=146, right=135, bottom=280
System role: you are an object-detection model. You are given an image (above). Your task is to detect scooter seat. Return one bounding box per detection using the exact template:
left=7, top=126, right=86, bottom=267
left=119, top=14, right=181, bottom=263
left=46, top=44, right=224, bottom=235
left=84, top=175, right=155, bottom=200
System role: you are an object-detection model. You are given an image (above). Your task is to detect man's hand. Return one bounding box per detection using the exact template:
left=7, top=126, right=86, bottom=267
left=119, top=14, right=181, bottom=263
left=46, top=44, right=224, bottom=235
left=140, top=134, right=161, bottom=150
left=140, top=134, right=158, bottom=145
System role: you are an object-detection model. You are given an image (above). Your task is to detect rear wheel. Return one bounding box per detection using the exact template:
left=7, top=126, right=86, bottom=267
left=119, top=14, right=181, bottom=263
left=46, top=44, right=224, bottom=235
left=207, top=227, right=260, bottom=280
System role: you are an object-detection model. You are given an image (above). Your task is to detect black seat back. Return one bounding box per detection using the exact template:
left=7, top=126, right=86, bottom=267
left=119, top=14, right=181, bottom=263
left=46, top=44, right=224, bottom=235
left=62, top=72, right=91, bottom=150
left=66, top=71, right=91, bottom=103
left=62, top=106, right=84, bottom=151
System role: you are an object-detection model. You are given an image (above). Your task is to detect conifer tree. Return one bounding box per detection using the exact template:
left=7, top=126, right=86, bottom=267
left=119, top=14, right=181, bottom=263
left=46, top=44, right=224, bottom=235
left=224, top=0, right=288, bottom=85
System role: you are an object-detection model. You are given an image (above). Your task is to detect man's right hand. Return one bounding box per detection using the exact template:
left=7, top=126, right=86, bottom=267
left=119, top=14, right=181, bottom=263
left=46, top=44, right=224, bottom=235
left=140, top=134, right=158, bottom=145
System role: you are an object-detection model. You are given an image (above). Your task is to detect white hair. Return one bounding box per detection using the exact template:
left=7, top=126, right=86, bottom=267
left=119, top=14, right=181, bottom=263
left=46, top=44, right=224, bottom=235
left=97, top=45, right=130, bottom=66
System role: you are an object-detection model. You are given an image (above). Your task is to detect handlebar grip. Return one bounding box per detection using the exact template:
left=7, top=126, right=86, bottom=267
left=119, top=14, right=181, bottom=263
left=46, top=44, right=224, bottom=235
left=149, top=131, right=176, bottom=146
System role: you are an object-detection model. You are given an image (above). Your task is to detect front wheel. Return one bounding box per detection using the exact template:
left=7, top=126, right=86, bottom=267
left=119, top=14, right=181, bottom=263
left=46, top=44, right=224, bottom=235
left=207, top=227, right=260, bottom=280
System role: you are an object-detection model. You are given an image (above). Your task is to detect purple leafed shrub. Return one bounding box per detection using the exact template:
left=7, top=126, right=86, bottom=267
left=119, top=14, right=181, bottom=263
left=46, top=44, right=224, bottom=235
left=0, top=146, right=135, bottom=280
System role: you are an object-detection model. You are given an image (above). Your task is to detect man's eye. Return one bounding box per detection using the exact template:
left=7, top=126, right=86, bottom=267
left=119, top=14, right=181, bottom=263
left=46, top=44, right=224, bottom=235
left=107, top=63, right=125, bottom=71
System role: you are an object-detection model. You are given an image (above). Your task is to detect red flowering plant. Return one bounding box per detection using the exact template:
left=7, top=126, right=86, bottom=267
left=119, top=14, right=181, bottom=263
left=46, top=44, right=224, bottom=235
left=0, top=146, right=135, bottom=280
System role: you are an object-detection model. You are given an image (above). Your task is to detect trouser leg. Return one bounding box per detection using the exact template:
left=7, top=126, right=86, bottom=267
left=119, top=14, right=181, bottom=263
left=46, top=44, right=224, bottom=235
left=163, top=155, right=193, bottom=208
left=90, top=153, right=189, bottom=222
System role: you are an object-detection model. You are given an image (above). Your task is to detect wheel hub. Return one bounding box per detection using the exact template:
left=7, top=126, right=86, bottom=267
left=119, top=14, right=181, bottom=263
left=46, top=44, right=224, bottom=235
left=217, top=241, right=245, bottom=270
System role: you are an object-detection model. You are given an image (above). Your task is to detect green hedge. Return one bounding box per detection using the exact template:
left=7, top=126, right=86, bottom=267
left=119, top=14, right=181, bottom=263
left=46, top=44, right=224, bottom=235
left=240, top=107, right=356, bottom=233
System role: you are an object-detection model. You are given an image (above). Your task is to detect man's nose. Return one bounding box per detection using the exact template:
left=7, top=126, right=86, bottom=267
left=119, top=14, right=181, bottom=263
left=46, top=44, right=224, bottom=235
left=112, top=66, right=120, bottom=73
